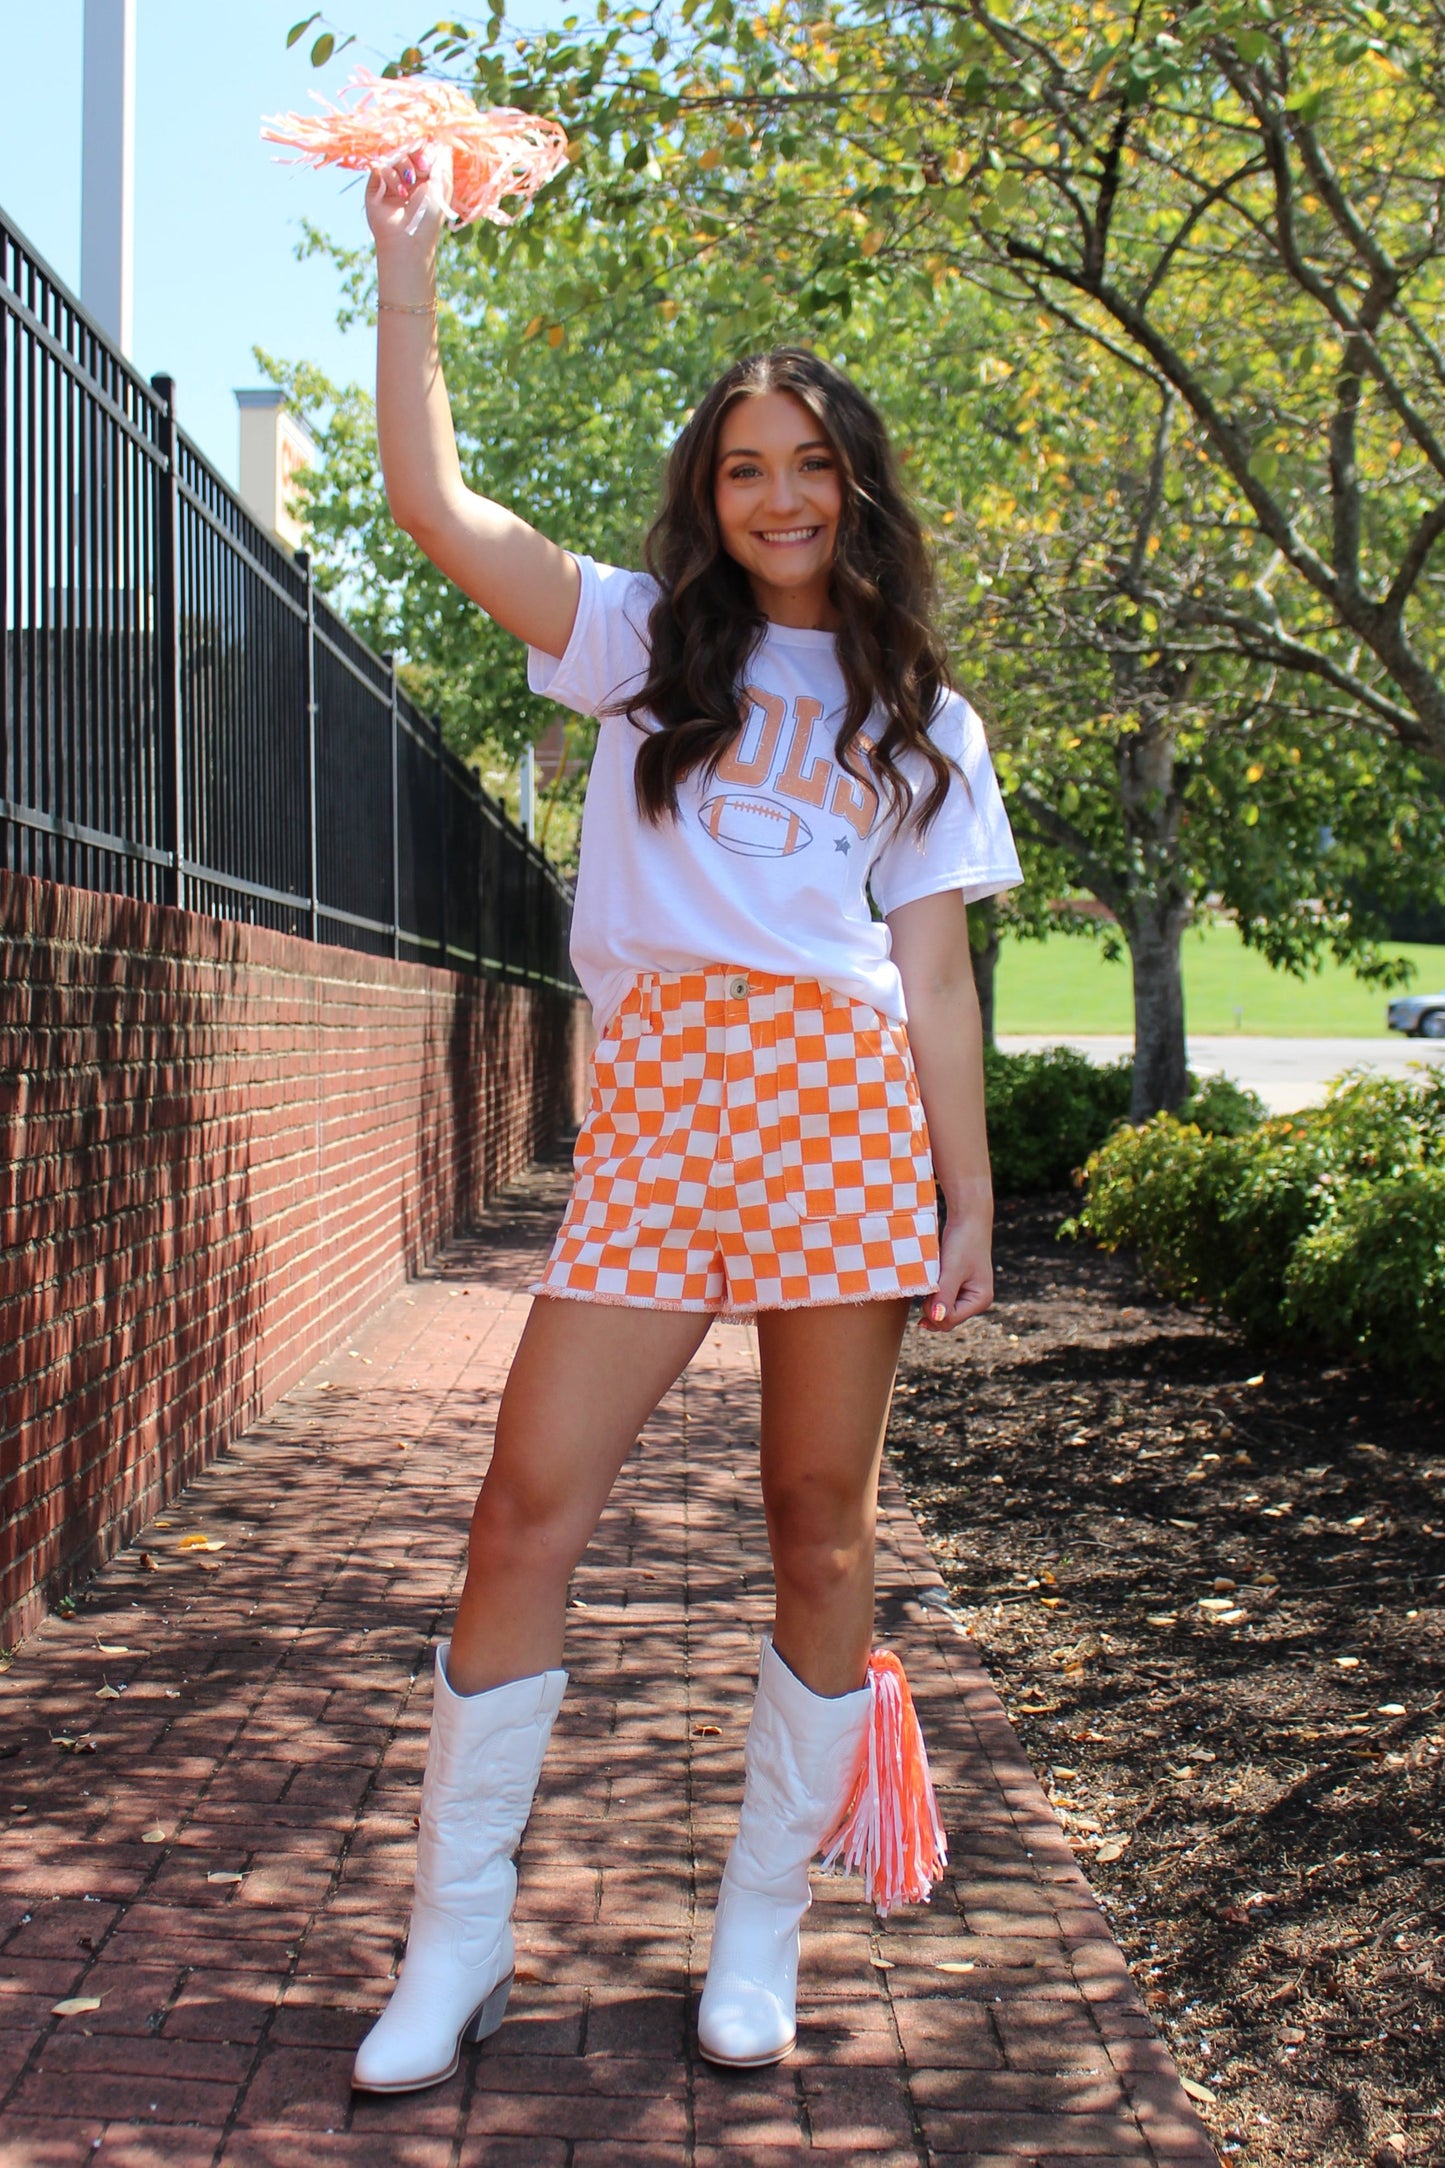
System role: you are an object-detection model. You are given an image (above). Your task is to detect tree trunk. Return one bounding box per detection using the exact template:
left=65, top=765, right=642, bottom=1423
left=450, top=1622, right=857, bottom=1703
left=1127, top=906, right=1190, bottom=1119
left=969, top=895, right=1000, bottom=1050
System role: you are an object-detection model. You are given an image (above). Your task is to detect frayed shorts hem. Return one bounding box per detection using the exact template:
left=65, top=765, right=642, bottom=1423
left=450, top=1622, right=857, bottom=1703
left=528, top=1279, right=934, bottom=1321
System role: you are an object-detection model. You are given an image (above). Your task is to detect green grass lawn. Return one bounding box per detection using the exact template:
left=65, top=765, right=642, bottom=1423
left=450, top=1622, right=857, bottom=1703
left=994, top=920, right=1445, bottom=1037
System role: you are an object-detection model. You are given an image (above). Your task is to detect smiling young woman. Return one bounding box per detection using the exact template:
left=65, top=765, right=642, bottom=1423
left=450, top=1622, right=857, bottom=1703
left=348, top=151, right=1023, bottom=2095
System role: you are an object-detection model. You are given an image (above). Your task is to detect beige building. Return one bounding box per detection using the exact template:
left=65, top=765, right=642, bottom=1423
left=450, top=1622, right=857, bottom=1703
left=235, top=388, right=316, bottom=552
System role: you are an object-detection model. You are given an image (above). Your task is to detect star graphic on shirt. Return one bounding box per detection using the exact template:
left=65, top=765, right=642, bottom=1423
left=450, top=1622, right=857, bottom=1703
left=834, top=835, right=851, bottom=854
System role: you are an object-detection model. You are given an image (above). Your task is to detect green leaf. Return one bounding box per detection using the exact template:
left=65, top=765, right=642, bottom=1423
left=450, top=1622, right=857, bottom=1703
left=311, top=31, right=335, bottom=65
left=286, top=13, right=320, bottom=48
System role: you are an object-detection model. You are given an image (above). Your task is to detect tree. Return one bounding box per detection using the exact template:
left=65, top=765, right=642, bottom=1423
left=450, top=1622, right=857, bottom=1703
left=858, top=304, right=1445, bottom=1113
left=364, top=0, right=1445, bottom=766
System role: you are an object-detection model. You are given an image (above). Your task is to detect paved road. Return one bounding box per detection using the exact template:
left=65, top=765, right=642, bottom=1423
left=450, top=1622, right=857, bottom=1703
left=998, top=1033, right=1445, bottom=1112
left=0, top=1167, right=1218, bottom=2167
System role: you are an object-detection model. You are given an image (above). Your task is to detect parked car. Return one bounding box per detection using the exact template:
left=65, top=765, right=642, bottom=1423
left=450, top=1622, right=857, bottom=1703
left=1387, top=990, right=1445, bottom=1038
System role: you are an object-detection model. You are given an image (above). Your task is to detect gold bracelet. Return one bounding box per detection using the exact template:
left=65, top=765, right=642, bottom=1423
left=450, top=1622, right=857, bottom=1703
left=377, top=297, right=437, bottom=315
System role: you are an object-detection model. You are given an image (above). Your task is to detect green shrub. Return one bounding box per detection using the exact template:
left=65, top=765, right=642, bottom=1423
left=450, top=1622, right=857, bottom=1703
left=1178, top=1073, right=1267, bottom=1136
left=1283, top=1168, right=1445, bottom=1389
left=1070, top=1067, right=1445, bottom=1380
left=984, top=1045, right=1133, bottom=1193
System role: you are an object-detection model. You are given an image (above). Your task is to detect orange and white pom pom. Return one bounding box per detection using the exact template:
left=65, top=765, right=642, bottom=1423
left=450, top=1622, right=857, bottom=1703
left=819, top=1649, right=948, bottom=1918
left=261, top=67, right=570, bottom=227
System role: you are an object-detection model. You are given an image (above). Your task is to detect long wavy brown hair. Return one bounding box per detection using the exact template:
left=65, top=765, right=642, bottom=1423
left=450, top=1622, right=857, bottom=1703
left=625, top=349, right=955, bottom=832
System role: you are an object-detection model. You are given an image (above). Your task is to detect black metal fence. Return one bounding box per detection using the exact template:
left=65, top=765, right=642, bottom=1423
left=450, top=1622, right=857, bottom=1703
left=1, top=204, right=576, bottom=989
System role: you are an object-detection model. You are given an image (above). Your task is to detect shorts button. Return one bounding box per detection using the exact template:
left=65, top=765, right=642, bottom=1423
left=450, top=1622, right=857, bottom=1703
left=727, top=974, right=750, bottom=999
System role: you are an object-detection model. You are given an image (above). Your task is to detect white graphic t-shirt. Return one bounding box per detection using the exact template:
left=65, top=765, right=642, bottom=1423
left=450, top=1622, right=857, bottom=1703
left=528, top=555, right=1023, bottom=1028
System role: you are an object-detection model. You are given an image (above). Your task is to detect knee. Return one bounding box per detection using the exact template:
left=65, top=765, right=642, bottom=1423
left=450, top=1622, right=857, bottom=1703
left=764, top=1482, right=872, bottom=1601
left=468, top=1465, right=578, bottom=1577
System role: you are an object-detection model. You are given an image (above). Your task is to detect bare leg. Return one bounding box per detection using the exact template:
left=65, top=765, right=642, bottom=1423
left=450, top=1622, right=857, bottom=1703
left=756, top=1298, right=911, bottom=1697
left=447, top=1296, right=712, bottom=1695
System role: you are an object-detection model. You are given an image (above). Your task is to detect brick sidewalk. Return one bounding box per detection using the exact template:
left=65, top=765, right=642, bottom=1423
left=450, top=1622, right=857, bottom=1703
left=0, top=1168, right=1220, bottom=2168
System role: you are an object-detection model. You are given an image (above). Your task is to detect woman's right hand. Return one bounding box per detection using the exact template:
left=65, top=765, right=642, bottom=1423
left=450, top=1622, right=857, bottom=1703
left=365, top=146, right=452, bottom=283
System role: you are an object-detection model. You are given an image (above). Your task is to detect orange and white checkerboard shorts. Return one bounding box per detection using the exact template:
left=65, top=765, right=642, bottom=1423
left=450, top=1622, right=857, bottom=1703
left=532, top=965, right=940, bottom=1315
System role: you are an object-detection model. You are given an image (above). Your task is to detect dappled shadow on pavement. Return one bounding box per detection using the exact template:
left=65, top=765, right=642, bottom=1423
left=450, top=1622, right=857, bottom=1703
left=0, top=1169, right=1218, bottom=2166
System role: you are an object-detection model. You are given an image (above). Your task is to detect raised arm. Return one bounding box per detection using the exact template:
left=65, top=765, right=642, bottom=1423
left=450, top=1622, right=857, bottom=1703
left=887, top=887, right=994, bottom=1331
left=367, top=151, right=580, bottom=657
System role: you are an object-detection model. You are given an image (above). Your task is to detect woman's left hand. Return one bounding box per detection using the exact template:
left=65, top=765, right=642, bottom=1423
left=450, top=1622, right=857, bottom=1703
left=921, top=1209, right=994, bottom=1330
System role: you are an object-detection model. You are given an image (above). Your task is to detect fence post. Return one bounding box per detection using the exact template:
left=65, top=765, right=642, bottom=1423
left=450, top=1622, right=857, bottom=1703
left=150, top=372, right=184, bottom=910
left=387, top=654, right=400, bottom=960
left=296, top=549, right=319, bottom=942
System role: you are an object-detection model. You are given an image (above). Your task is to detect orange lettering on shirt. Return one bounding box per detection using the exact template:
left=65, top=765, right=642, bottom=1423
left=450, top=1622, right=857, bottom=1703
left=717, top=686, right=786, bottom=787
left=774, top=698, right=832, bottom=808
left=830, top=735, right=880, bottom=838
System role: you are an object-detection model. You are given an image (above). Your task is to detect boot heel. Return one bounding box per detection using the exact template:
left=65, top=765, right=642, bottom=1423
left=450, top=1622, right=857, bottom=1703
left=463, top=1972, right=513, bottom=2044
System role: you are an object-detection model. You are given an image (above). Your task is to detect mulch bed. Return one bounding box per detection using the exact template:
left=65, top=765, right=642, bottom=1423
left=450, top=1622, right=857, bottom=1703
left=890, top=1193, right=1445, bottom=2168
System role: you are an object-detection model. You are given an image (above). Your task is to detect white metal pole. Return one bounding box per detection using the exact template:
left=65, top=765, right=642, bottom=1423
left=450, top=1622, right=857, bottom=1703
left=80, top=0, right=136, bottom=353
left=519, top=743, right=537, bottom=842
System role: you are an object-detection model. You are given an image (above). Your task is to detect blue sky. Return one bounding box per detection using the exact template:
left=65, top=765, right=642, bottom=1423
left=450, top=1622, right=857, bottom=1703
left=0, top=4, right=566, bottom=485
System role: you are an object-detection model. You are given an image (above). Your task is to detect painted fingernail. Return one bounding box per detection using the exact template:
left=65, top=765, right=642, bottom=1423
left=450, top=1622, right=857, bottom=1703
left=929, top=1303, right=946, bottom=1323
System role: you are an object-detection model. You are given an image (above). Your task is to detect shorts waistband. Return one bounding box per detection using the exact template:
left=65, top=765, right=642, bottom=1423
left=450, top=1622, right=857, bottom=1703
left=628, top=964, right=855, bottom=1006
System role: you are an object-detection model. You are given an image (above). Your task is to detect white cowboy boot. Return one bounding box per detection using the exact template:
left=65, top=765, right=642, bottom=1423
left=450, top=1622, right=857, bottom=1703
left=697, top=1637, right=870, bottom=2068
left=352, top=1642, right=566, bottom=2093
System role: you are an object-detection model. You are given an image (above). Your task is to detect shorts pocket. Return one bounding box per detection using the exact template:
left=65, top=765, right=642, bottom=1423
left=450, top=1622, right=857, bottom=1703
left=771, top=1001, right=931, bottom=1222
left=574, top=975, right=695, bottom=1217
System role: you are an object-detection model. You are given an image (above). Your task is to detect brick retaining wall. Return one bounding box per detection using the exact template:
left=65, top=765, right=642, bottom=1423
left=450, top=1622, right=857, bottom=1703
left=0, top=869, right=588, bottom=1648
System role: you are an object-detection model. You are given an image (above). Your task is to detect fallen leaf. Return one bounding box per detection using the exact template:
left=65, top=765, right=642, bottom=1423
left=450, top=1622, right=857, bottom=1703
left=177, top=1535, right=225, bottom=1553
left=1096, top=1836, right=1131, bottom=1863
left=1378, top=1703, right=1407, bottom=1716
left=869, top=1956, right=895, bottom=1970
left=935, top=1960, right=975, bottom=1973
left=1213, top=1578, right=1237, bottom=1595
left=51, top=1997, right=103, bottom=2017
left=95, top=1684, right=121, bottom=1700
left=206, top=1871, right=243, bottom=1885
left=1180, top=2076, right=1216, bottom=2105
left=1168, top=1518, right=1197, bottom=1531
left=1146, top=1614, right=1177, bottom=1627
left=1336, top=1656, right=1361, bottom=1669
left=141, top=1826, right=166, bottom=1843
left=95, top=1643, right=133, bottom=1656
left=137, top=1553, right=158, bottom=1572
left=692, top=1724, right=722, bottom=1737
left=51, top=1734, right=97, bottom=1754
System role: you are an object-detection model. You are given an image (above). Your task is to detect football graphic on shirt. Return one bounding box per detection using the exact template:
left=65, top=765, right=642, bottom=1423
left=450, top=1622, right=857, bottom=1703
left=698, top=793, right=814, bottom=858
